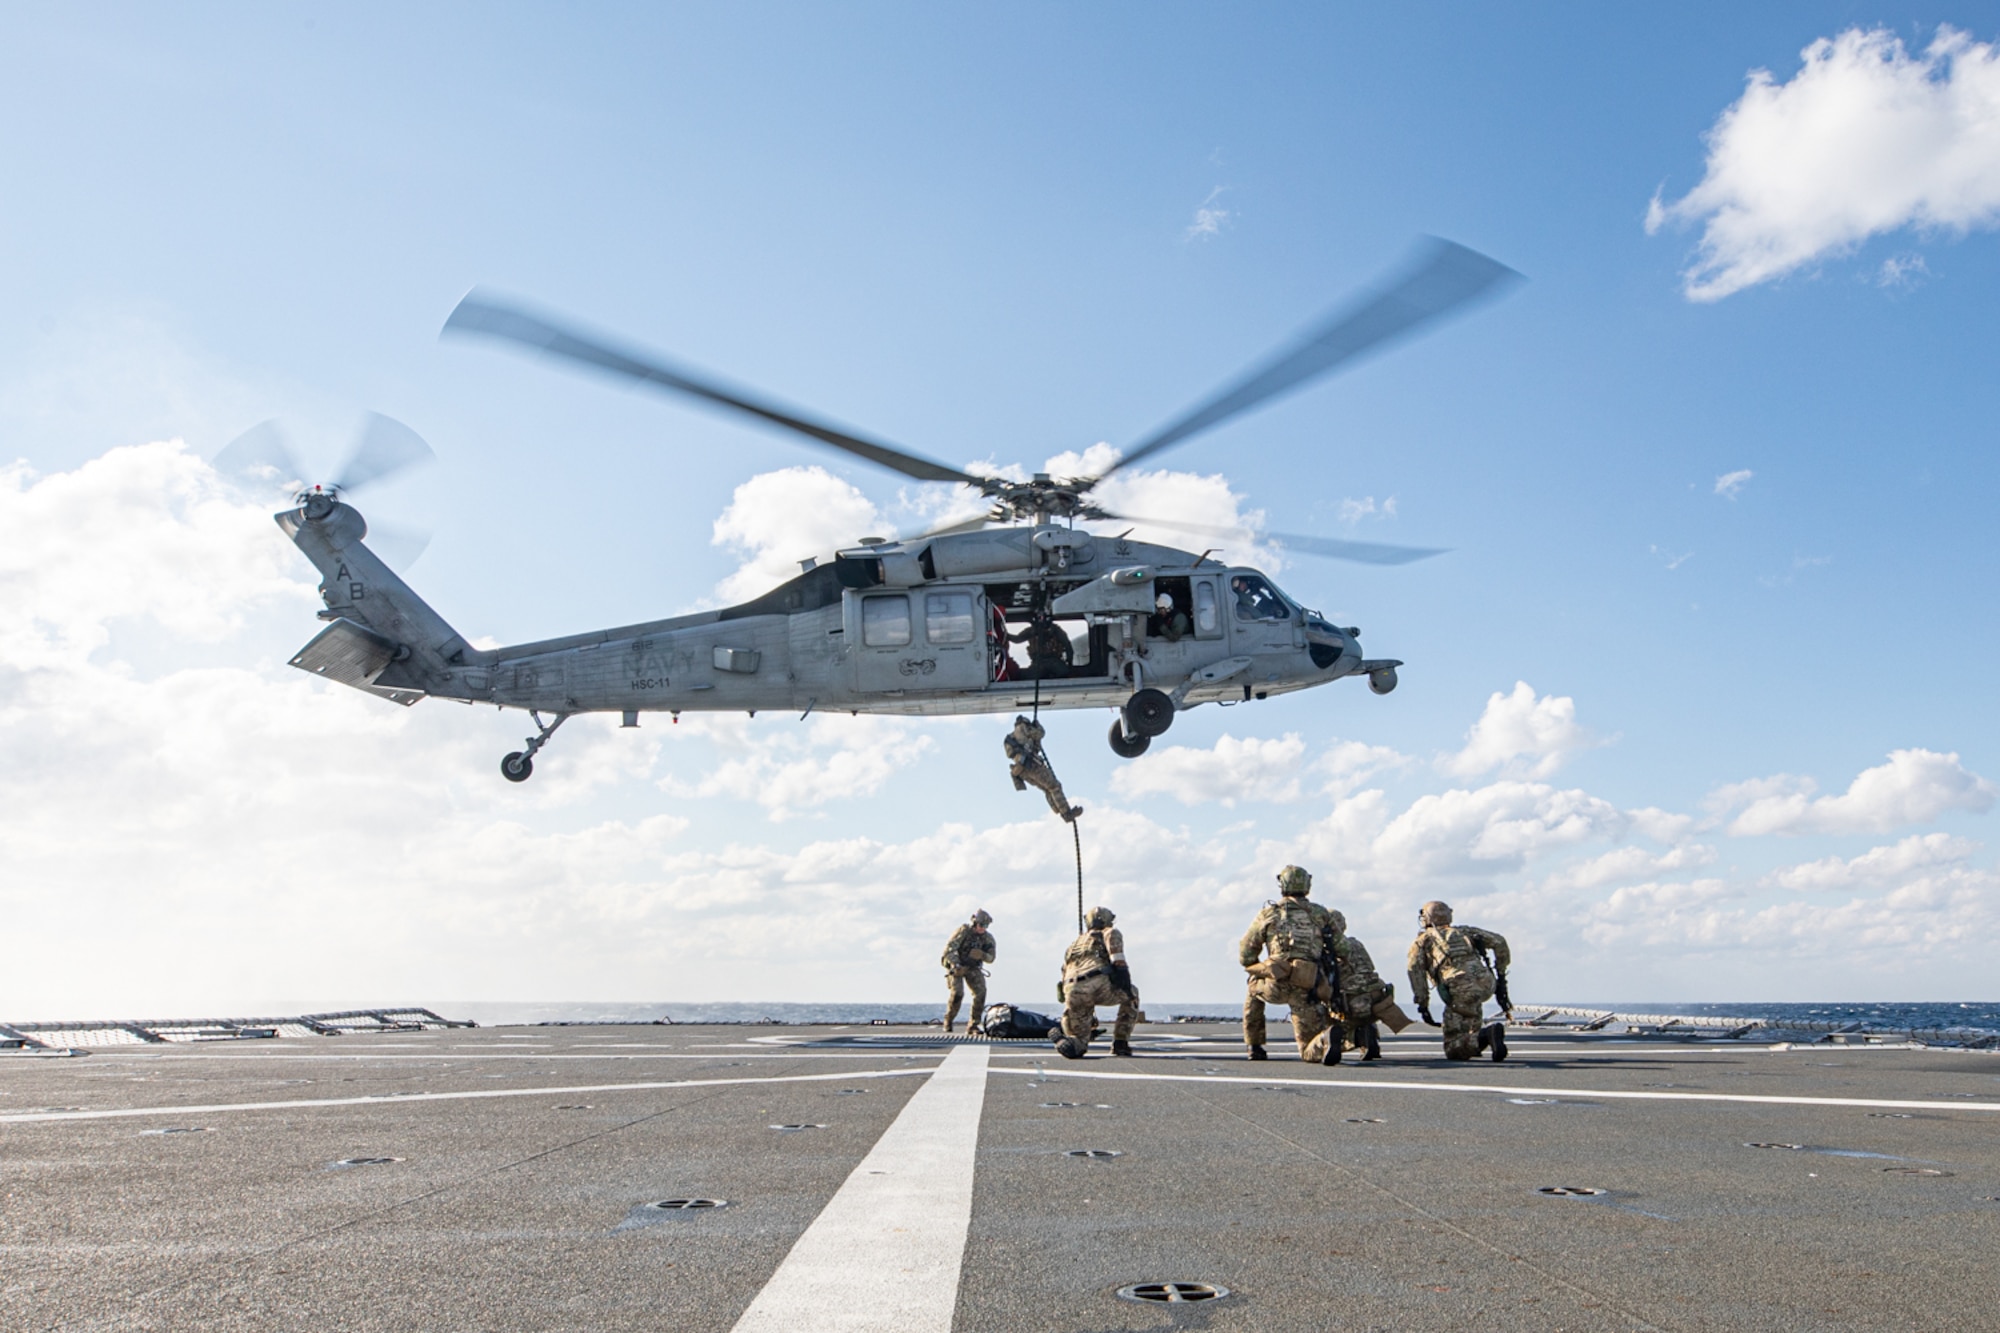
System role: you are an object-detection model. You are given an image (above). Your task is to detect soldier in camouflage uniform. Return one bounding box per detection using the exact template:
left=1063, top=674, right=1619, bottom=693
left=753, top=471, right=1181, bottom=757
left=1005, top=716, right=1081, bottom=822
left=1334, top=922, right=1390, bottom=1061
left=941, top=909, right=997, bottom=1035
left=1406, top=900, right=1511, bottom=1061
left=1238, top=865, right=1342, bottom=1064
left=1052, top=906, right=1140, bottom=1060
left=1304, top=911, right=1393, bottom=1062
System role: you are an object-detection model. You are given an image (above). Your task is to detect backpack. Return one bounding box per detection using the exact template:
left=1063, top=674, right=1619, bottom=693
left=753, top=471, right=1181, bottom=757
left=979, top=1003, right=1060, bottom=1039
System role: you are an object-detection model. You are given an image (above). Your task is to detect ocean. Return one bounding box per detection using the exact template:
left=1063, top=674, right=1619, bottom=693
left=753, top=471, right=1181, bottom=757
left=446, top=999, right=2000, bottom=1034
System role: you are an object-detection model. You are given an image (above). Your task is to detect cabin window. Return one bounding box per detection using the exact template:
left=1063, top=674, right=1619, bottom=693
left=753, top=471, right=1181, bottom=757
left=1229, top=572, right=1291, bottom=621
left=1193, top=579, right=1220, bottom=636
left=861, top=595, right=912, bottom=647
left=925, top=591, right=976, bottom=645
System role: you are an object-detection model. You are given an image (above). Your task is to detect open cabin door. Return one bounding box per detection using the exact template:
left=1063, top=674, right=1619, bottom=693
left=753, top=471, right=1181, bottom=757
left=847, top=587, right=990, bottom=693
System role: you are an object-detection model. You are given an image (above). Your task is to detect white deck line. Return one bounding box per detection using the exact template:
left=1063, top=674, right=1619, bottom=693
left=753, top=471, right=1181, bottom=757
left=0, top=1066, right=935, bottom=1125
left=730, top=1043, right=990, bottom=1333
left=990, top=1066, right=2000, bottom=1112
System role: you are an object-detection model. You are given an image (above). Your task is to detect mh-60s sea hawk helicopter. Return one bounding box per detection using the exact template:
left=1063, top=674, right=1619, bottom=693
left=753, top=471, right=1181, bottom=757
left=253, top=239, right=1516, bottom=781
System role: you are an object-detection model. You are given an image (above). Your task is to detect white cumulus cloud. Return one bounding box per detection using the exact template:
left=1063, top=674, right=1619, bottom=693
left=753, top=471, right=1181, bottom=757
left=661, top=713, right=935, bottom=821
left=1649, top=26, right=2000, bottom=301
left=1112, top=732, right=1308, bottom=807
left=1763, top=831, right=1980, bottom=890
left=1439, top=681, right=1599, bottom=780
left=711, top=465, right=884, bottom=604
left=1714, top=468, right=1753, bottom=499
left=1718, top=748, right=1997, bottom=836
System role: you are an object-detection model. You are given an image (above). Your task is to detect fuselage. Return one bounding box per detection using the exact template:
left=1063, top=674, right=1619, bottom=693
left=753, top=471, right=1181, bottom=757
left=284, top=502, right=1380, bottom=725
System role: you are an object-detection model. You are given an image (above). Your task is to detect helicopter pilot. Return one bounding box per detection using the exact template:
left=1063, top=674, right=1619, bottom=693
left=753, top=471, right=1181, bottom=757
left=1230, top=574, right=1289, bottom=621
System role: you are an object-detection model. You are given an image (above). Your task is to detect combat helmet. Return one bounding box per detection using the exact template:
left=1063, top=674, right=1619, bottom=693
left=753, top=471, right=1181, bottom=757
left=972, top=909, right=993, bottom=927
left=1085, top=906, right=1115, bottom=929
left=1276, top=865, right=1313, bottom=897
left=1420, top=900, right=1453, bottom=927
left=1327, top=909, right=1347, bottom=935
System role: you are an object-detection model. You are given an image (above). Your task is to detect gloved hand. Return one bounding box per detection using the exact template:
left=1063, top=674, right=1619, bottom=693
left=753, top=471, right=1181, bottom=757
left=1493, top=972, right=1512, bottom=1016
left=1419, top=1004, right=1438, bottom=1027
left=1110, top=963, right=1133, bottom=994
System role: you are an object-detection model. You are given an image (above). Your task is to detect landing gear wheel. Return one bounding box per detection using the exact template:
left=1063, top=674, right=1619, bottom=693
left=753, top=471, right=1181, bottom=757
left=501, top=751, right=534, bottom=782
left=1122, top=687, right=1175, bottom=738
left=1108, top=717, right=1150, bottom=758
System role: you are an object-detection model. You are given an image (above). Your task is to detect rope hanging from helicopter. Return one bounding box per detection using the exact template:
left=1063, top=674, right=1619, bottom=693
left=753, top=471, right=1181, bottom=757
left=1004, top=661, right=1086, bottom=934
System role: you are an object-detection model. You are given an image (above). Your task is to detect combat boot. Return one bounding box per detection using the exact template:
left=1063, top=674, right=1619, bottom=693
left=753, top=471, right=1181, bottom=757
left=1247, top=1045, right=1268, bottom=1061
left=1320, top=1037, right=1343, bottom=1066
left=1486, top=1023, right=1508, bottom=1063
left=1362, top=1023, right=1382, bottom=1061
left=1053, top=1035, right=1087, bottom=1060
left=1111, top=1038, right=1133, bottom=1057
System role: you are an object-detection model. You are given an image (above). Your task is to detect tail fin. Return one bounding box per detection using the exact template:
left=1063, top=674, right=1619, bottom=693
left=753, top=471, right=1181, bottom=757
left=277, top=498, right=481, bottom=702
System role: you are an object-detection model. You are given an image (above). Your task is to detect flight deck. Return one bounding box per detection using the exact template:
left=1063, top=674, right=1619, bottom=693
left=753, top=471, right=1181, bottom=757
left=4, top=1021, right=1996, bottom=1331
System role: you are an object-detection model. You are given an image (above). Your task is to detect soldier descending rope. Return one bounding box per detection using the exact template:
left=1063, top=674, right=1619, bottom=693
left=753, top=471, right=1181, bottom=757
left=1004, top=715, right=1081, bottom=822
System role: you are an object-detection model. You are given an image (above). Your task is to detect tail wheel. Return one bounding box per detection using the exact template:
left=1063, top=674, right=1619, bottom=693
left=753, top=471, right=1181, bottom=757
left=1108, top=717, right=1151, bottom=758
left=1122, top=687, right=1175, bottom=738
left=501, top=751, right=534, bottom=782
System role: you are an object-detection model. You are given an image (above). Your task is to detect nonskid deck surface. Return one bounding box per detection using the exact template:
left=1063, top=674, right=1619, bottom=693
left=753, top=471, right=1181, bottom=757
left=3, top=1023, right=1997, bottom=1332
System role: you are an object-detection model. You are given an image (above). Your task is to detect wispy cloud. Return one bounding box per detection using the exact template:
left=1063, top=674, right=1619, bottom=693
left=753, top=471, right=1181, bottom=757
left=1648, top=26, right=2000, bottom=301
left=1714, top=469, right=1753, bottom=499
left=1337, top=495, right=1398, bottom=525
left=1184, top=186, right=1231, bottom=241
left=1650, top=544, right=1693, bottom=570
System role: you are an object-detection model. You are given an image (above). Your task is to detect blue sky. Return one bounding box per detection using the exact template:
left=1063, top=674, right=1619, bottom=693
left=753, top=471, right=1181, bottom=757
left=3, top=5, right=1997, bottom=1013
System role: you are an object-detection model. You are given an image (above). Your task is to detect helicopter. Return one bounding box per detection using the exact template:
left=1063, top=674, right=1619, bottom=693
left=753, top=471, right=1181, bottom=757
left=250, top=238, right=1517, bottom=781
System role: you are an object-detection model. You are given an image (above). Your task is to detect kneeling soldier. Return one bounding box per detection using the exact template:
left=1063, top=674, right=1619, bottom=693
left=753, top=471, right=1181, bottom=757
left=1239, top=865, right=1340, bottom=1064
left=1053, top=906, right=1139, bottom=1059
left=1406, top=901, right=1511, bottom=1061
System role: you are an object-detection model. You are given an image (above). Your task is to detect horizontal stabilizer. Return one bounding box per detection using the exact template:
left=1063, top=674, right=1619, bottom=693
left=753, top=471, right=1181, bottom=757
left=289, top=619, right=424, bottom=707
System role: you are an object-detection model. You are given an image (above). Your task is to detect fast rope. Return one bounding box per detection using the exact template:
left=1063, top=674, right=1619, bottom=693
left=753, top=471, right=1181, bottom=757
left=1072, top=817, right=1084, bottom=936
left=1025, top=639, right=1081, bottom=933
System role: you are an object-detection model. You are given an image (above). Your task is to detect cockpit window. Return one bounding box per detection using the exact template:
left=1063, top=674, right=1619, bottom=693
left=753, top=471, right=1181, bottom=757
left=1228, top=573, right=1291, bottom=622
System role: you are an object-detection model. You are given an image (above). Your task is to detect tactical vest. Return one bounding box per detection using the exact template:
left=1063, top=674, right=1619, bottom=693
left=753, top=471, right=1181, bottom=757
left=943, top=927, right=989, bottom=971
left=1063, top=929, right=1112, bottom=981
left=1424, top=926, right=1493, bottom=986
left=1266, top=900, right=1325, bottom=962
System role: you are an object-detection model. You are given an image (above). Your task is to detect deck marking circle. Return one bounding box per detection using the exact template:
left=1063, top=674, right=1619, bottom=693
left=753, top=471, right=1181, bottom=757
left=1116, top=1282, right=1230, bottom=1304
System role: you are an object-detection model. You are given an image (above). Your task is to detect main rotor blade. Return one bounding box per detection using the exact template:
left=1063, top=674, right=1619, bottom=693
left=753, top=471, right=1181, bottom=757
left=1092, top=238, right=1520, bottom=482
left=444, top=293, right=989, bottom=488
left=213, top=419, right=304, bottom=490
left=1092, top=512, right=1447, bottom=565
left=333, top=412, right=436, bottom=494
left=900, top=512, right=994, bottom=544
